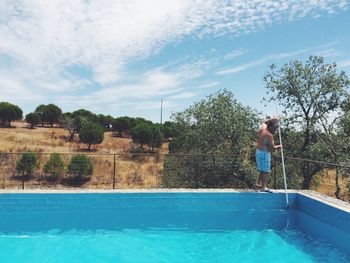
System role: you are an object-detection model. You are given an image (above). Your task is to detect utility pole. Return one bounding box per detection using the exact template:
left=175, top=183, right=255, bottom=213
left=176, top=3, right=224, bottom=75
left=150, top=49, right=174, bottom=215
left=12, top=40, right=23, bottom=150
left=160, top=98, right=163, bottom=124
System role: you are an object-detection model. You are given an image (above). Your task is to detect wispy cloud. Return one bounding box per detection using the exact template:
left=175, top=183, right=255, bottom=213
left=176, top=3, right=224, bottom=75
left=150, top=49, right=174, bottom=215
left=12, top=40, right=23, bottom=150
left=198, top=82, right=220, bottom=89
left=338, top=59, right=350, bottom=68
left=216, top=48, right=309, bottom=75
left=224, top=49, right=248, bottom=60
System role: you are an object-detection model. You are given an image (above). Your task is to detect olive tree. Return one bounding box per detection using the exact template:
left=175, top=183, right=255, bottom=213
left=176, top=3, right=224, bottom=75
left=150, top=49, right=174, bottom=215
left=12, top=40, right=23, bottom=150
left=263, top=56, right=350, bottom=189
left=163, top=90, right=259, bottom=188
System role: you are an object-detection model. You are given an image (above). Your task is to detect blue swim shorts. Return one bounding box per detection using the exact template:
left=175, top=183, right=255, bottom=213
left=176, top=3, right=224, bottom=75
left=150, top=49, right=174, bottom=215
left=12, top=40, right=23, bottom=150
left=255, top=149, right=271, bottom=173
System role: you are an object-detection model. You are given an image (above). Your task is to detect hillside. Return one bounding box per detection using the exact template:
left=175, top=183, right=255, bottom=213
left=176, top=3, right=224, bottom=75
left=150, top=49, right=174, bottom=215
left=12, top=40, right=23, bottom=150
left=0, top=121, right=348, bottom=201
left=0, top=121, right=167, bottom=189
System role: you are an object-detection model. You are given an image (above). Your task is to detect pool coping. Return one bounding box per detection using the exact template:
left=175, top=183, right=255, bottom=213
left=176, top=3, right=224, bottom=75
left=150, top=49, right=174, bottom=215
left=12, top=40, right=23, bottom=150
left=0, top=189, right=349, bottom=213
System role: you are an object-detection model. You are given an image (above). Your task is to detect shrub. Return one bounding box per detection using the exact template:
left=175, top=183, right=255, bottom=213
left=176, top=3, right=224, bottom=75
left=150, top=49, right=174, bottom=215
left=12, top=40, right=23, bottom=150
left=16, top=152, right=39, bottom=176
left=44, top=153, right=65, bottom=179
left=67, top=155, right=93, bottom=180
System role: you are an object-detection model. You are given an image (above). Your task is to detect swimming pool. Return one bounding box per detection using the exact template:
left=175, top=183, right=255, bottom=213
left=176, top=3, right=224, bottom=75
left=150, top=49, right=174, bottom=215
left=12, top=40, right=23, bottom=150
left=0, top=191, right=349, bottom=262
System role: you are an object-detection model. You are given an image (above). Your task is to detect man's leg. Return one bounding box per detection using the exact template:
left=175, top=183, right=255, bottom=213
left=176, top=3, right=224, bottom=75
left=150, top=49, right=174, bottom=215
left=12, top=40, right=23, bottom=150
left=257, top=172, right=263, bottom=187
left=261, top=172, right=268, bottom=189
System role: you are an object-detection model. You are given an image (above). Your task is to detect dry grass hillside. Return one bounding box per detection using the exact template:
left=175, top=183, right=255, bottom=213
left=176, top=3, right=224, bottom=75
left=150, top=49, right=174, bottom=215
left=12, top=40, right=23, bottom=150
left=0, top=121, right=168, bottom=189
left=0, top=121, right=348, bottom=202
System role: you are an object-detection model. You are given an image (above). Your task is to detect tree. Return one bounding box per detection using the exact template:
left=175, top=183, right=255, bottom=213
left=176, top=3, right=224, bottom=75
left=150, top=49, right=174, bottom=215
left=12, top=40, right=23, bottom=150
left=148, top=124, right=164, bottom=152
left=78, top=122, right=104, bottom=150
left=112, top=117, right=131, bottom=137
left=311, top=95, right=350, bottom=198
left=163, top=121, right=177, bottom=139
left=263, top=56, right=350, bottom=189
left=67, top=155, right=93, bottom=180
left=73, top=109, right=98, bottom=123
left=35, top=104, right=46, bottom=126
left=131, top=122, right=152, bottom=149
left=16, top=152, right=39, bottom=177
left=98, top=114, right=113, bottom=131
left=25, top=112, right=40, bottom=128
left=44, top=104, right=62, bottom=127
left=163, top=90, right=259, bottom=188
left=0, top=102, right=23, bottom=127
left=60, top=112, right=83, bottom=141
left=35, top=104, right=62, bottom=127
left=44, top=153, right=65, bottom=179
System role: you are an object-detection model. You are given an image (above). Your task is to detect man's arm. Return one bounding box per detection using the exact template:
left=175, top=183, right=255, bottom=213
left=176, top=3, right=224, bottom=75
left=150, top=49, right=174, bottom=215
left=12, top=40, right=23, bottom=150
left=268, top=133, right=282, bottom=152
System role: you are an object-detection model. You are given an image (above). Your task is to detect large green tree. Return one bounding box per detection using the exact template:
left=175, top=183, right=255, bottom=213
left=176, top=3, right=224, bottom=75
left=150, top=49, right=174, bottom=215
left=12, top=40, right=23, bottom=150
left=163, top=90, right=259, bottom=188
left=79, top=122, right=104, bottom=150
left=0, top=102, right=23, bottom=127
left=264, top=56, right=350, bottom=189
left=35, top=104, right=62, bottom=127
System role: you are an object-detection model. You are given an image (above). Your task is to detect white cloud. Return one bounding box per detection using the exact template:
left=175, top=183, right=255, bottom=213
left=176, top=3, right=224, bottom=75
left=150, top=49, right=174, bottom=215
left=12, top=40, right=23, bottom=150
left=338, top=59, right=350, bottom=68
left=224, top=49, right=248, bottom=60
left=198, top=82, right=220, bottom=89
left=0, top=0, right=348, bottom=116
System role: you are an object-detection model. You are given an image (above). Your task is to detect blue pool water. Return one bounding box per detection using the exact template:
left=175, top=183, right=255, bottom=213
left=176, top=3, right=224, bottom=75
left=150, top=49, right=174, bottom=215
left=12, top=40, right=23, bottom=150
left=0, top=193, right=349, bottom=263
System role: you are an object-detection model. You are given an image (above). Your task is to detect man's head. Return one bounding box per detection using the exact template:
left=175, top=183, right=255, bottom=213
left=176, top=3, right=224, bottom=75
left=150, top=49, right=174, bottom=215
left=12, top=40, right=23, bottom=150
left=267, top=120, right=279, bottom=134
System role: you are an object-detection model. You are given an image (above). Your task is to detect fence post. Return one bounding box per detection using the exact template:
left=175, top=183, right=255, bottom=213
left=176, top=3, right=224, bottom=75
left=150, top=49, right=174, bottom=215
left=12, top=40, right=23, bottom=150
left=112, top=154, right=116, bottom=189
left=22, top=170, right=25, bottom=190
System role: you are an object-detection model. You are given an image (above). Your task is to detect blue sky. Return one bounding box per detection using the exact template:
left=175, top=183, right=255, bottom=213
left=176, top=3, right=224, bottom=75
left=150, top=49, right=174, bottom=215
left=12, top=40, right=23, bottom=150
left=0, top=0, right=349, bottom=122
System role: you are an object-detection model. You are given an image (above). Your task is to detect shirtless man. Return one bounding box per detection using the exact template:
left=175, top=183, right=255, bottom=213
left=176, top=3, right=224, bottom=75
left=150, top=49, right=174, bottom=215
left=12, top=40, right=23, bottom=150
left=256, top=118, right=281, bottom=191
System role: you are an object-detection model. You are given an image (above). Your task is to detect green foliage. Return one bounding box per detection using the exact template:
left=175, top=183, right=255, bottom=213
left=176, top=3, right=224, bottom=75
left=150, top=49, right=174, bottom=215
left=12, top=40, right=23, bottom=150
left=67, top=155, right=93, bottom=179
left=264, top=56, right=350, bottom=189
left=112, top=117, right=131, bottom=136
left=16, top=152, right=39, bottom=176
left=60, top=112, right=82, bottom=141
left=73, top=109, right=99, bottom=123
left=131, top=122, right=152, bottom=148
left=0, top=102, right=23, bottom=127
left=25, top=112, right=40, bottom=128
left=35, top=104, right=62, bottom=127
left=98, top=114, right=113, bottom=131
left=148, top=124, right=164, bottom=151
left=163, top=90, right=259, bottom=188
left=78, top=122, right=104, bottom=150
left=163, top=121, right=177, bottom=139
left=44, top=153, right=65, bottom=179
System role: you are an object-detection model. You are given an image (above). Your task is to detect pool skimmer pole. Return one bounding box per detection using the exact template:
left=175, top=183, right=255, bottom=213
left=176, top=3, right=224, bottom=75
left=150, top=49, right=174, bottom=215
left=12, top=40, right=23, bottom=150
left=275, top=101, right=289, bottom=209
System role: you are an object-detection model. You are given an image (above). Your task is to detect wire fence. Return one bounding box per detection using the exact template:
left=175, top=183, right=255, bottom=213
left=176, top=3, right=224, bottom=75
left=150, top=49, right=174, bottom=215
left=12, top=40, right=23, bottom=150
left=0, top=152, right=349, bottom=200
